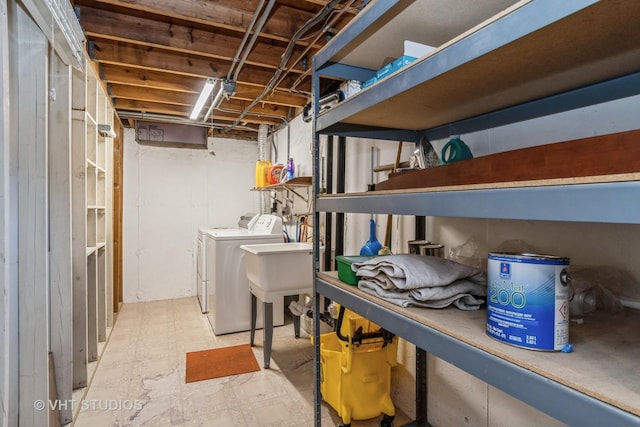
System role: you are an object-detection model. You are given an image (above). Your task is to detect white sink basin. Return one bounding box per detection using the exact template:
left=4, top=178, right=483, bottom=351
left=240, top=242, right=313, bottom=295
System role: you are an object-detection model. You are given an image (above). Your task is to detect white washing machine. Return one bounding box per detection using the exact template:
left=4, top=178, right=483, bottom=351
left=205, top=214, right=285, bottom=335
left=196, top=227, right=211, bottom=313
left=197, top=214, right=256, bottom=314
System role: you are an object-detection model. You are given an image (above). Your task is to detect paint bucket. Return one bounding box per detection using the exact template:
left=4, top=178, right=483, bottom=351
left=420, top=243, right=444, bottom=258
left=486, top=252, right=571, bottom=351
left=408, top=240, right=444, bottom=258
left=408, top=240, right=430, bottom=255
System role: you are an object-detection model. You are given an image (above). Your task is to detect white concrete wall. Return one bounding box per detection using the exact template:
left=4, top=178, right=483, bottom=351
left=271, top=116, right=315, bottom=242
left=122, top=129, right=260, bottom=302
left=272, top=115, right=313, bottom=177
left=276, top=94, right=640, bottom=426
left=272, top=115, right=416, bottom=252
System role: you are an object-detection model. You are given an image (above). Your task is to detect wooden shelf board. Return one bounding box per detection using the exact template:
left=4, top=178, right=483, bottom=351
left=318, top=271, right=640, bottom=417
left=318, top=1, right=640, bottom=132
left=326, top=0, right=523, bottom=70
left=319, top=173, right=640, bottom=199
left=86, top=247, right=97, bottom=256
left=375, top=130, right=640, bottom=192
left=251, top=176, right=312, bottom=191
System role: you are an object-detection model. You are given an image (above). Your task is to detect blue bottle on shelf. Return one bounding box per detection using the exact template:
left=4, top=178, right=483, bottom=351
left=286, top=157, right=295, bottom=180
left=360, top=219, right=382, bottom=256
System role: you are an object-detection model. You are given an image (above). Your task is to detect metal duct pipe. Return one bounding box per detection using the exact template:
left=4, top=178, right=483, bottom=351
left=258, top=124, right=270, bottom=214
left=258, top=124, right=269, bottom=160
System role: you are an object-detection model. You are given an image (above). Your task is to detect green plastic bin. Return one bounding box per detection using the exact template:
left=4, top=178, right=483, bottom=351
left=336, top=255, right=376, bottom=285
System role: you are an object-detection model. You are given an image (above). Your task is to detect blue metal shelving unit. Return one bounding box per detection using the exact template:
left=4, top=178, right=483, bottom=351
left=310, top=0, right=640, bottom=425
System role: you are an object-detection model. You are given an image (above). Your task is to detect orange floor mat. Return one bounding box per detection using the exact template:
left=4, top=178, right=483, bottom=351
left=185, top=344, right=260, bottom=383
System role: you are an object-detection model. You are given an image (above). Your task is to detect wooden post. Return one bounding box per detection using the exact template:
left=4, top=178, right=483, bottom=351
left=384, top=141, right=403, bottom=247
left=105, top=105, right=115, bottom=326
left=112, top=120, right=124, bottom=314
left=16, top=6, right=50, bottom=426
left=48, top=50, right=74, bottom=425
left=96, top=88, right=107, bottom=343
left=0, top=2, right=19, bottom=425
left=71, top=67, right=88, bottom=388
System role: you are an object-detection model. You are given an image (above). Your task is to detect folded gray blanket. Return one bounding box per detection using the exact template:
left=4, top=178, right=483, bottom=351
left=352, top=254, right=487, bottom=310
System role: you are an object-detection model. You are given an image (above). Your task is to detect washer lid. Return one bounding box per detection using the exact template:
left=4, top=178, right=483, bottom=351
left=206, top=228, right=248, bottom=239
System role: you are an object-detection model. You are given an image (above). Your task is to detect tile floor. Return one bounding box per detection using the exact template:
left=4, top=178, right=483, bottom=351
left=71, top=297, right=409, bottom=427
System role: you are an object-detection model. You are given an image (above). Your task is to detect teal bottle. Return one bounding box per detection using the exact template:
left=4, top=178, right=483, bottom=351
left=440, top=135, right=473, bottom=164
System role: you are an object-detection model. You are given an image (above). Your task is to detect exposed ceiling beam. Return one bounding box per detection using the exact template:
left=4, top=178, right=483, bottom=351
left=114, top=99, right=284, bottom=126
left=234, top=86, right=307, bottom=107
left=100, top=64, right=307, bottom=111
left=99, top=64, right=202, bottom=92
left=78, top=7, right=314, bottom=74
left=88, top=37, right=311, bottom=93
left=219, top=98, right=291, bottom=120
left=107, top=82, right=307, bottom=109
left=108, top=84, right=194, bottom=106
left=72, top=0, right=361, bottom=136
left=74, top=0, right=331, bottom=47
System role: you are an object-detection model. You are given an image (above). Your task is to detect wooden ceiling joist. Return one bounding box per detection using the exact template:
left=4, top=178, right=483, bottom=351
left=72, top=0, right=360, bottom=134
left=75, top=0, right=329, bottom=47
left=108, top=85, right=195, bottom=106
left=79, top=6, right=312, bottom=73
left=88, top=38, right=311, bottom=93
left=108, top=82, right=307, bottom=110
left=220, top=99, right=291, bottom=120
left=114, top=99, right=283, bottom=127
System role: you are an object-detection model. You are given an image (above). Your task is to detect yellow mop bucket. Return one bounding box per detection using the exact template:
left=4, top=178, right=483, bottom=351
left=320, top=307, right=397, bottom=426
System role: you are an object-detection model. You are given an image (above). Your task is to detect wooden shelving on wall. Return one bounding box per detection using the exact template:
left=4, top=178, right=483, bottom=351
left=250, top=176, right=312, bottom=191
left=71, top=63, right=115, bottom=388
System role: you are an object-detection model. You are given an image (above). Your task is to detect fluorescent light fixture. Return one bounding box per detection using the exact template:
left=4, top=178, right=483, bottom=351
left=202, top=84, right=225, bottom=122
left=190, top=77, right=217, bottom=120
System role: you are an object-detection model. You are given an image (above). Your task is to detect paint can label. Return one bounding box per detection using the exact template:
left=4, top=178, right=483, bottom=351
left=486, top=253, right=570, bottom=351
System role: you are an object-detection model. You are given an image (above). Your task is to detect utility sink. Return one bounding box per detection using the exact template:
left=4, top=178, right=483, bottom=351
left=240, top=242, right=314, bottom=298
left=241, top=242, right=315, bottom=369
